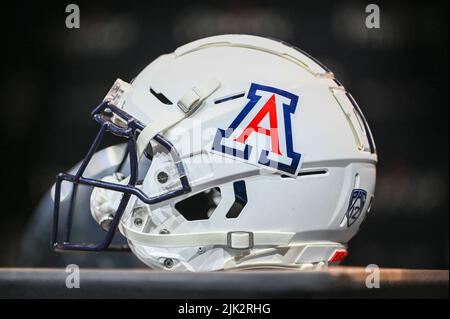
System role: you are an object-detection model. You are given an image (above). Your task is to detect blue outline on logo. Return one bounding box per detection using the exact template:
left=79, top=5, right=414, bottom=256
left=212, top=83, right=301, bottom=175
left=345, top=189, right=367, bottom=227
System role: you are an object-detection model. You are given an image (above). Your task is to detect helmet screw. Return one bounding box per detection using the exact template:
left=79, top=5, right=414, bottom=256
left=198, top=247, right=206, bottom=255
left=99, top=215, right=115, bottom=232
left=133, top=218, right=143, bottom=227
left=159, top=229, right=170, bottom=234
left=163, top=258, right=174, bottom=269
left=156, top=171, right=169, bottom=184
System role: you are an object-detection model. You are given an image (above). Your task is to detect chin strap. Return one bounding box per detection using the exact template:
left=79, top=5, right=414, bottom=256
left=136, top=78, right=220, bottom=158
left=119, top=222, right=294, bottom=249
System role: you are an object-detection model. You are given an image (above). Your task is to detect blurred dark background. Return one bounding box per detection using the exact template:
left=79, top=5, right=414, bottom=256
left=0, top=0, right=448, bottom=269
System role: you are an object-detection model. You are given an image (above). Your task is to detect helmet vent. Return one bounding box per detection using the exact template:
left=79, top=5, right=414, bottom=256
left=150, top=87, right=173, bottom=105
left=214, top=92, right=245, bottom=104
left=297, top=169, right=328, bottom=177
left=175, top=187, right=221, bottom=221
left=281, top=169, right=328, bottom=179
left=226, top=181, right=248, bottom=219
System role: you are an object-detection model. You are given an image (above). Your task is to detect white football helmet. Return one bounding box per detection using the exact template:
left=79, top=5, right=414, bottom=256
left=52, top=34, right=377, bottom=271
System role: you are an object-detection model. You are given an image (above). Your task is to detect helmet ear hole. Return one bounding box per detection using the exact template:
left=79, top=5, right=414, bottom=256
left=175, top=188, right=221, bottom=221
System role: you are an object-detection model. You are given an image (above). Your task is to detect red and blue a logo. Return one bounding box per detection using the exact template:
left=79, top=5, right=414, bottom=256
left=212, top=83, right=302, bottom=175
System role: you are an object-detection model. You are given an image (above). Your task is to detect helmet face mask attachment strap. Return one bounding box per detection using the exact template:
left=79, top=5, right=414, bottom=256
left=52, top=101, right=192, bottom=252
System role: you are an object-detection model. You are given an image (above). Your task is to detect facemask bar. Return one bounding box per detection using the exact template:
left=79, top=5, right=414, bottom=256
left=52, top=101, right=192, bottom=252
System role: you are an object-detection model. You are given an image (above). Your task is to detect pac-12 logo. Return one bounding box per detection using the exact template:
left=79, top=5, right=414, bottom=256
left=212, top=83, right=302, bottom=175
left=343, top=189, right=367, bottom=227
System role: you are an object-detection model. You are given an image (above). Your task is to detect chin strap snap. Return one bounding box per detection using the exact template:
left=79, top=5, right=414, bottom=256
left=136, top=78, right=220, bottom=158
